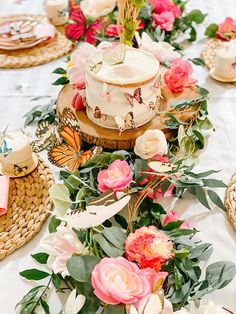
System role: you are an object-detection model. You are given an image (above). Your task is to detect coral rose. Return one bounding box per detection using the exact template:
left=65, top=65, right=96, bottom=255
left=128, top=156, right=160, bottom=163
left=97, top=160, right=132, bottom=192
left=150, top=0, right=181, bottom=18
left=164, top=59, right=197, bottom=93
left=153, top=12, right=175, bottom=31
left=125, top=226, right=174, bottom=271
left=134, top=129, right=168, bottom=160
left=163, top=210, right=191, bottom=229
left=91, top=257, right=152, bottom=305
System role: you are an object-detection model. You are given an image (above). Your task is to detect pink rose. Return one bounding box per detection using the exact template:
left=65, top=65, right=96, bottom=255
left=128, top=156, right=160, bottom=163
left=125, top=226, right=174, bottom=271
left=91, top=257, right=152, bottom=304
left=97, top=160, right=132, bottom=192
left=164, top=58, right=197, bottom=93
left=150, top=0, right=181, bottom=18
left=163, top=210, right=191, bottom=229
left=142, top=268, right=168, bottom=290
left=216, top=17, right=236, bottom=40
left=153, top=12, right=175, bottom=31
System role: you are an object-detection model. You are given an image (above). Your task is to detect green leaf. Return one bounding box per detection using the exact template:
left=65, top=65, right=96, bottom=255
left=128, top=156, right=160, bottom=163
left=16, top=285, right=45, bottom=308
left=193, top=130, right=204, bottom=149
left=73, top=228, right=86, bottom=243
left=20, top=269, right=50, bottom=281
left=94, top=234, right=124, bottom=257
left=188, top=10, right=206, bottom=24
left=208, top=190, right=225, bottom=211
left=163, top=220, right=184, bottom=231
left=52, top=67, right=66, bottom=74
left=205, top=23, right=218, bottom=38
left=170, top=228, right=197, bottom=238
left=203, top=179, right=227, bottom=188
left=151, top=203, right=166, bottom=215
left=194, top=186, right=211, bottom=209
left=103, top=227, right=126, bottom=250
left=49, top=184, right=72, bottom=216
left=189, top=58, right=205, bottom=66
left=104, top=304, right=125, bottom=314
left=189, top=26, right=197, bottom=42
left=52, top=273, right=62, bottom=291
left=196, top=170, right=220, bottom=178
left=48, top=216, right=61, bottom=233
left=67, top=255, right=100, bottom=282
left=40, top=298, right=50, bottom=314
left=173, top=248, right=190, bottom=259
left=174, top=266, right=183, bottom=289
left=189, top=243, right=213, bottom=261
left=19, top=303, right=36, bottom=314
left=114, top=214, right=128, bottom=229
left=206, top=261, right=236, bottom=289
left=161, top=180, right=172, bottom=196
left=31, top=253, right=49, bottom=264
left=170, top=280, right=191, bottom=303
left=52, top=77, right=69, bottom=85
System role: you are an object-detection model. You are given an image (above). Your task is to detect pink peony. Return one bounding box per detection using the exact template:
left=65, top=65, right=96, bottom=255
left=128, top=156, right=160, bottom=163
left=164, top=58, right=197, bottom=93
left=150, top=0, right=181, bottom=18
left=153, top=11, right=175, bottom=31
left=97, top=160, right=132, bottom=192
left=163, top=210, right=191, bottom=229
left=91, top=257, right=152, bottom=305
left=125, top=226, right=174, bottom=271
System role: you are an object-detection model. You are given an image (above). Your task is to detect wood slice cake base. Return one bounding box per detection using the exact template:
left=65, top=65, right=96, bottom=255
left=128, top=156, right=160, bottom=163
left=57, top=85, right=171, bottom=150
left=57, top=84, right=199, bottom=150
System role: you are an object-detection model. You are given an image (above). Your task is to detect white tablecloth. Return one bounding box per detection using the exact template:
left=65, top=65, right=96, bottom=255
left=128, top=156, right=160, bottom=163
left=0, top=1, right=236, bottom=313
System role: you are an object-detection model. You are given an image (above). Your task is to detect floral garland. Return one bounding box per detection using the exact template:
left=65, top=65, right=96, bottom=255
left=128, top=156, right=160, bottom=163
left=65, top=0, right=206, bottom=48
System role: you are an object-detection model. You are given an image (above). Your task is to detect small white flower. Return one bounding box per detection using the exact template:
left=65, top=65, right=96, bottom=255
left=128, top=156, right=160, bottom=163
left=64, top=289, right=86, bottom=314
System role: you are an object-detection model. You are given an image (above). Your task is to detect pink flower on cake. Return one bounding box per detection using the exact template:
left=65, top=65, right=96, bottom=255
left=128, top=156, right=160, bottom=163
left=163, top=210, right=191, bottom=229
left=153, top=12, right=175, bottom=31
left=164, top=59, right=197, bottom=93
left=134, top=129, right=168, bottom=160
left=216, top=17, right=236, bottom=40
left=125, top=226, right=174, bottom=271
left=91, top=257, right=152, bottom=304
left=135, top=32, right=179, bottom=63
left=71, top=90, right=85, bottom=110
left=97, top=160, right=132, bottom=192
left=67, top=43, right=97, bottom=85
left=150, top=0, right=181, bottom=18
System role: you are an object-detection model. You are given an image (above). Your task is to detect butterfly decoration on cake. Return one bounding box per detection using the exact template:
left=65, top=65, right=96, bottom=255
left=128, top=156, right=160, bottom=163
left=14, top=164, right=28, bottom=176
left=0, top=126, right=12, bottom=158
left=31, top=121, right=61, bottom=153
left=48, top=107, right=102, bottom=172
left=65, top=0, right=103, bottom=44
left=89, top=61, right=103, bottom=73
left=114, top=112, right=135, bottom=133
left=124, top=88, right=144, bottom=107
left=99, top=83, right=112, bottom=102
left=102, top=44, right=126, bottom=66
left=93, top=106, right=107, bottom=121
left=150, top=75, right=162, bottom=94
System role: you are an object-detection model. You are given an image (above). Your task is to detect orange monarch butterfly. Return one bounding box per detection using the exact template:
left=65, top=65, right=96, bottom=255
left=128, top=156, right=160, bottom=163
left=48, top=108, right=102, bottom=172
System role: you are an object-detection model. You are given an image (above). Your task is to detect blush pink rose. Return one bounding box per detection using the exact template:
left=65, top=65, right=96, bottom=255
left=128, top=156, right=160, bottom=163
left=150, top=0, right=181, bottom=18
left=164, top=58, right=197, bottom=93
left=125, top=226, right=174, bottom=271
left=216, top=17, right=236, bottom=40
left=91, top=257, right=152, bottom=305
left=97, top=160, right=132, bottom=192
left=153, top=11, right=175, bottom=31
left=163, top=210, right=191, bottom=229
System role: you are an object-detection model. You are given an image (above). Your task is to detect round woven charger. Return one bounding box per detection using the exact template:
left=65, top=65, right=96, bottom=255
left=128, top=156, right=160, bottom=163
left=225, top=173, right=236, bottom=231
left=0, top=14, right=75, bottom=69
left=0, top=158, right=54, bottom=261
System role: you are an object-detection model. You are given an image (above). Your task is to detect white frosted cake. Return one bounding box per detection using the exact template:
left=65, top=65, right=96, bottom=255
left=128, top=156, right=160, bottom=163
left=85, top=46, right=160, bottom=131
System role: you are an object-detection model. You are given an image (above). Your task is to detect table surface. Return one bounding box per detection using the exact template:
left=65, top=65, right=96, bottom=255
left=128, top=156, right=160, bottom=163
left=0, top=0, right=236, bottom=313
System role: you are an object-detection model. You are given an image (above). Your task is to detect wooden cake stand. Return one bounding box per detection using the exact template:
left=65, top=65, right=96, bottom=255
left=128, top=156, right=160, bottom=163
left=57, top=84, right=199, bottom=150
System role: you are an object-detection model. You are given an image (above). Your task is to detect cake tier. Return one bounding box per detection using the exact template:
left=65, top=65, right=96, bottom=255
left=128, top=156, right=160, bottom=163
left=85, top=47, right=160, bottom=130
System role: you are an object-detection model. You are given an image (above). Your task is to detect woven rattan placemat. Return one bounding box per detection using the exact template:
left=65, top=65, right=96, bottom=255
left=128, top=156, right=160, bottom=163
left=202, top=38, right=223, bottom=70
left=0, top=14, right=75, bottom=69
left=225, top=173, right=236, bottom=231
left=0, top=158, right=54, bottom=260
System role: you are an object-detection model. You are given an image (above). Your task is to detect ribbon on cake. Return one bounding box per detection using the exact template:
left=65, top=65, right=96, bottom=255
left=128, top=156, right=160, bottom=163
left=0, top=176, right=9, bottom=216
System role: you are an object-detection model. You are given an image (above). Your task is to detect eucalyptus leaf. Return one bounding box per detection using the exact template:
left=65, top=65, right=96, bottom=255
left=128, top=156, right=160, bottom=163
left=194, top=186, right=211, bottom=209
left=67, top=255, right=100, bottom=282
left=188, top=58, right=205, bottom=66
left=189, top=243, right=213, bottom=261
left=49, top=184, right=72, bottom=216
left=103, top=226, right=126, bottom=250
left=94, top=233, right=124, bottom=257
left=208, top=190, right=225, bottom=211
left=203, top=179, right=227, bottom=188
left=206, top=261, right=236, bottom=289
left=188, top=9, right=206, bottom=24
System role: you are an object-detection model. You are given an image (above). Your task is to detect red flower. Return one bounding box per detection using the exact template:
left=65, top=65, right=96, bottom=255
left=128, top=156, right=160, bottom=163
left=66, top=7, right=102, bottom=44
